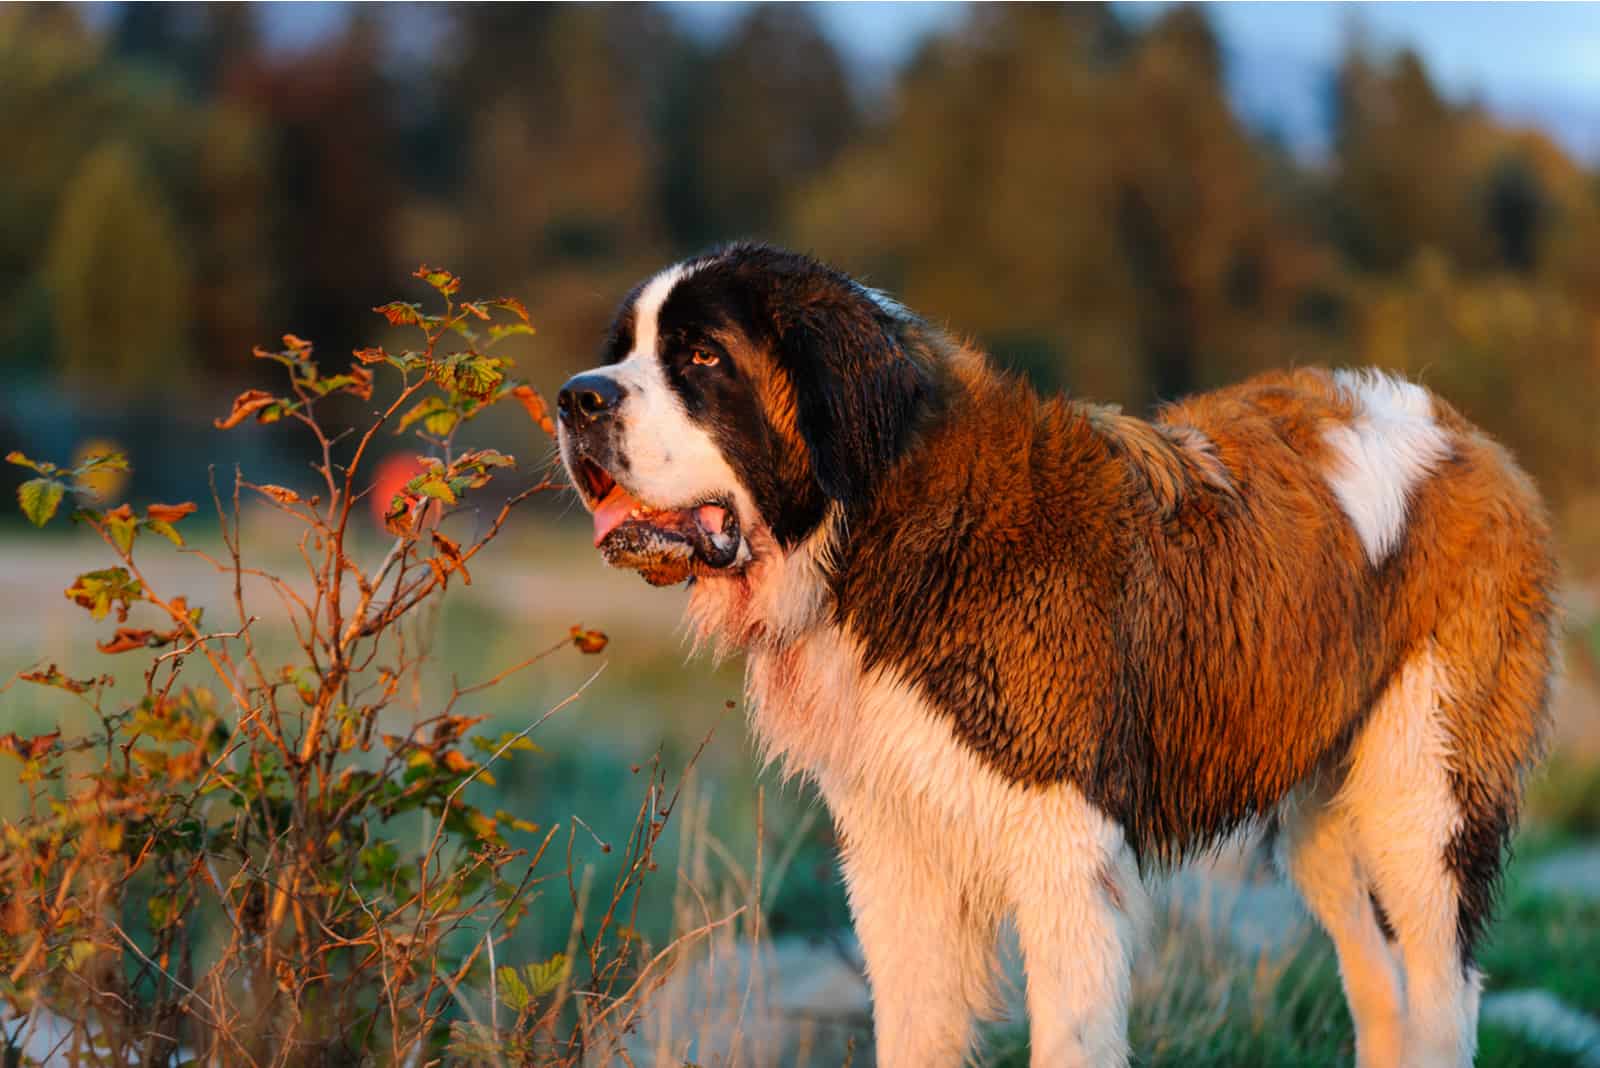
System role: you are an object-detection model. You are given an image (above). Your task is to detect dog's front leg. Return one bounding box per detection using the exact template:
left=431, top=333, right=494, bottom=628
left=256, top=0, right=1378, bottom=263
left=837, top=819, right=997, bottom=1068
left=1010, top=814, right=1142, bottom=1067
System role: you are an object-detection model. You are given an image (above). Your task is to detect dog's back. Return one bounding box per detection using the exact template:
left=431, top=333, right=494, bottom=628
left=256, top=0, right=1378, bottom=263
left=826, top=360, right=1554, bottom=1066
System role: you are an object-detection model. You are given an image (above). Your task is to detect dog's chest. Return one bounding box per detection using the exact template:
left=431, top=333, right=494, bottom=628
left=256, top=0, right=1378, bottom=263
left=746, top=628, right=1023, bottom=842
left=744, top=626, right=1132, bottom=917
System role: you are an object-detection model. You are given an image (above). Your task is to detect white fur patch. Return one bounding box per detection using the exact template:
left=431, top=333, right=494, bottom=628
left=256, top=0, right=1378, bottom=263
left=631, top=262, right=693, bottom=363
left=741, top=626, right=1145, bottom=1067
left=1278, top=777, right=1407, bottom=1067
left=1323, top=369, right=1451, bottom=565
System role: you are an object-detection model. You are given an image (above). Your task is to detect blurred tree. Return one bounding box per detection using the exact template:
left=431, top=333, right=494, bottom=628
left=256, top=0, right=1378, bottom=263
left=795, top=5, right=1142, bottom=399
left=223, top=12, right=400, bottom=355
left=110, top=2, right=185, bottom=67
left=0, top=4, right=270, bottom=383
left=794, top=4, right=1331, bottom=406
left=1482, top=155, right=1546, bottom=275
left=111, top=3, right=263, bottom=94
left=658, top=4, right=861, bottom=248
left=1329, top=42, right=1484, bottom=272
left=45, top=142, right=193, bottom=389
left=1, top=1, right=1597, bottom=568
left=430, top=5, right=681, bottom=372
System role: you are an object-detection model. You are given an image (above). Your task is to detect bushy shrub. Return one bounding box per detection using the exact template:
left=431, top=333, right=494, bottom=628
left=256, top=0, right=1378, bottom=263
left=1, top=268, right=700, bottom=1065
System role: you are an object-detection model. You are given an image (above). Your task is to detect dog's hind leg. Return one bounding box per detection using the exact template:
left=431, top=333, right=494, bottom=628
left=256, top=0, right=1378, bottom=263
left=1342, top=646, right=1505, bottom=1068
left=1278, top=781, right=1406, bottom=1068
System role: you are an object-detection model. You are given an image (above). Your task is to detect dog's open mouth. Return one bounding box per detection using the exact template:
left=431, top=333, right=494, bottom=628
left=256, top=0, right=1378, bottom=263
left=575, top=458, right=742, bottom=586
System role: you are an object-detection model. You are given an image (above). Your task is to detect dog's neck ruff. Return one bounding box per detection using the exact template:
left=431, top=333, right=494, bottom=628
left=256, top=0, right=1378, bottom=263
left=683, top=505, right=842, bottom=660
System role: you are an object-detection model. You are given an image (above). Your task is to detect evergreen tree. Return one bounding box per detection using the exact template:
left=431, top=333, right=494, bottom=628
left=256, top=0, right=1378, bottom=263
left=659, top=4, right=861, bottom=248
left=46, top=143, right=193, bottom=390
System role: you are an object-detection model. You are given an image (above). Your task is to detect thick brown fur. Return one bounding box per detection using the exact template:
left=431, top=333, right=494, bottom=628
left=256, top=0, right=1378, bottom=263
left=835, top=359, right=1556, bottom=889
left=559, top=246, right=1561, bottom=1062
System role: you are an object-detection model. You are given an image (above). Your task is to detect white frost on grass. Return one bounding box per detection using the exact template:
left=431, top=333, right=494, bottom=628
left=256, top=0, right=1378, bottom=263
left=1482, top=989, right=1600, bottom=1066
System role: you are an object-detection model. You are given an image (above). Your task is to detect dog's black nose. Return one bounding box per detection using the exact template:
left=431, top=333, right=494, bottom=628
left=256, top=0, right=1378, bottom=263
left=557, top=373, right=624, bottom=429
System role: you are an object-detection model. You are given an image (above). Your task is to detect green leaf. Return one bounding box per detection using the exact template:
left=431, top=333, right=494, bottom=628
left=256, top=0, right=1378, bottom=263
left=496, top=965, right=530, bottom=1011
left=374, top=301, right=423, bottom=327
left=146, top=520, right=183, bottom=546
left=147, top=893, right=176, bottom=931
left=526, top=953, right=569, bottom=997
left=16, top=666, right=99, bottom=694
left=415, top=477, right=456, bottom=504
left=64, top=567, right=142, bottom=620
left=466, top=449, right=514, bottom=469
left=398, top=396, right=460, bottom=436
left=486, top=321, right=536, bottom=345
left=471, top=732, right=539, bottom=755
left=18, top=478, right=65, bottom=527
left=496, top=809, right=539, bottom=834
left=486, top=296, right=532, bottom=324
left=359, top=841, right=399, bottom=883
left=433, top=352, right=506, bottom=400
left=310, top=373, right=356, bottom=396
left=386, top=350, right=425, bottom=372
left=415, top=265, right=462, bottom=296
left=67, top=940, right=98, bottom=973
left=104, top=506, right=138, bottom=554
left=73, top=453, right=129, bottom=477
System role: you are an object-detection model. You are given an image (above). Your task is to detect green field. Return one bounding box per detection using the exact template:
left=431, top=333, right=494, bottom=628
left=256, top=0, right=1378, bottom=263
left=4, top=518, right=1599, bottom=1066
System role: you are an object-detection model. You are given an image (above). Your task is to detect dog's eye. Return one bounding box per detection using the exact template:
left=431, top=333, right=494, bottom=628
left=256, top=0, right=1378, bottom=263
left=690, top=349, right=720, bottom=368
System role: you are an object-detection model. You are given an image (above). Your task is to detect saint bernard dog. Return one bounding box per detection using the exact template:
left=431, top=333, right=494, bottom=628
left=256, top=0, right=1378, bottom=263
left=555, top=244, right=1556, bottom=1067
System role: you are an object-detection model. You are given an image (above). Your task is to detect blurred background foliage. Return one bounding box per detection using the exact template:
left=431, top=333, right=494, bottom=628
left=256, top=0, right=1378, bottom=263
left=1, top=2, right=1597, bottom=569
left=3, top=2, right=1598, bottom=575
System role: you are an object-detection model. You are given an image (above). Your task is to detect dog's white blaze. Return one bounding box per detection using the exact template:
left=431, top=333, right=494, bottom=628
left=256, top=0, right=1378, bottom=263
left=1323, top=369, right=1451, bottom=565
left=741, top=623, right=1144, bottom=1067
left=630, top=262, right=693, bottom=364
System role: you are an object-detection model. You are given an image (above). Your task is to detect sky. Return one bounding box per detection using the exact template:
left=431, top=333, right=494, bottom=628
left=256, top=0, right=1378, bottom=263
left=165, top=1, right=1600, bottom=162
left=685, top=2, right=1600, bottom=160
left=1130, top=2, right=1600, bottom=159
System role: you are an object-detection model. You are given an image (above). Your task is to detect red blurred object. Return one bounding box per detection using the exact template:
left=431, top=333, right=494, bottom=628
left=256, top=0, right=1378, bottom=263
left=369, top=453, right=427, bottom=532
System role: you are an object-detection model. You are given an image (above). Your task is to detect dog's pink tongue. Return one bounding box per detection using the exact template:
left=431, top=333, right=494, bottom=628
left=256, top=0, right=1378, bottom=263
left=696, top=503, right=728, bottom=534
left=593, top=484, right=641, bottom=546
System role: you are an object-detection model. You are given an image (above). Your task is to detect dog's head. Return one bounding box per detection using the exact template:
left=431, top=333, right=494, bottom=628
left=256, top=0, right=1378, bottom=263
left=557, top=245, right=931, bottom=588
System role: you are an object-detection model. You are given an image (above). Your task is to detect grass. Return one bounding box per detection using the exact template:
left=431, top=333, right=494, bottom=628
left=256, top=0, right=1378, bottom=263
left=4, top=524, right=1599, bottom=1065
left=1527, top=753, right=1600, bottom=843
left=974, top=840, right=1600, bottom=1067
left=1480, top=877, right=1600, bottom=1019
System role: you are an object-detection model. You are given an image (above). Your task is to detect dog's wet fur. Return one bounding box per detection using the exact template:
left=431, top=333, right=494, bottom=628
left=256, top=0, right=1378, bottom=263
left=556, top=244, right=1557, bottom=1067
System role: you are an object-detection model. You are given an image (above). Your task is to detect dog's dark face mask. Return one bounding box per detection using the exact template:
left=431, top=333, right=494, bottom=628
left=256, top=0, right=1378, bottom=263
left=557, top=244, right=930, bottom=586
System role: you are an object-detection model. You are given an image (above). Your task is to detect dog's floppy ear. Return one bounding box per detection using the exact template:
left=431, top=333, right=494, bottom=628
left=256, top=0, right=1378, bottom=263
left=777, top=288, right=929, bottom=512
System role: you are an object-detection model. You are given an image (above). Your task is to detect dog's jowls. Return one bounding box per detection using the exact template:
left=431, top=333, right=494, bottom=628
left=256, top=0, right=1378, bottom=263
left=556, top=244, right=1556, bottom=1068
